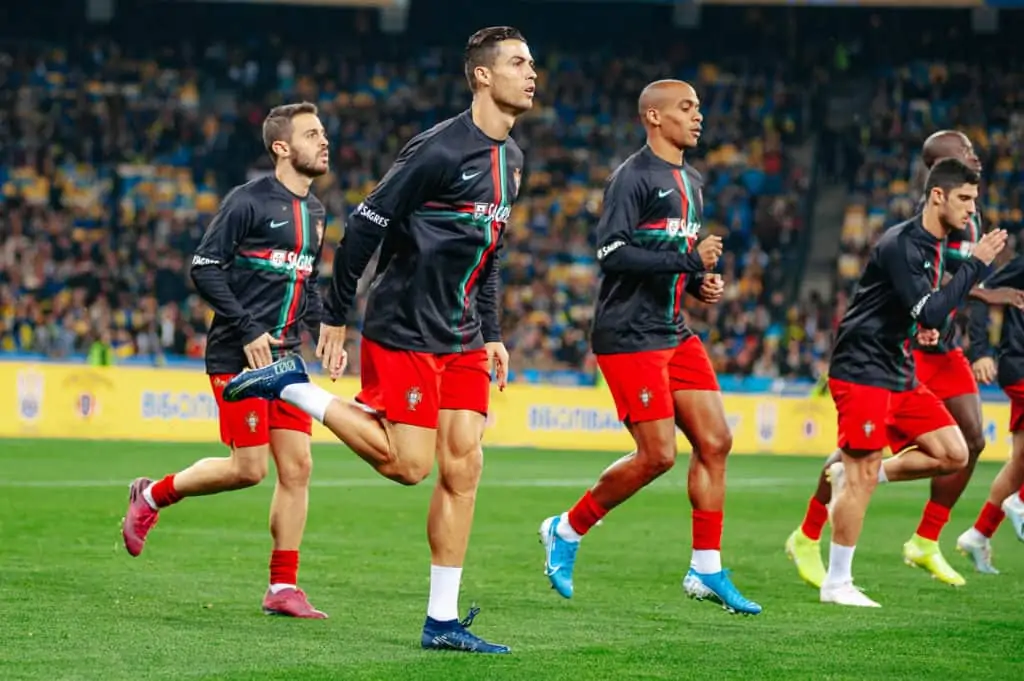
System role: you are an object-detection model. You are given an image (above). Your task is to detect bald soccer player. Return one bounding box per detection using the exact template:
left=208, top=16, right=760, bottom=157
left=786, top=130, right=1024, bottom=588
left=537, top=80, right=762, bottom=616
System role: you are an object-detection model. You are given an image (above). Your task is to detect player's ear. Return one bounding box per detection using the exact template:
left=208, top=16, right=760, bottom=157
left=271, top=139, right=290, bottom=160
left=473, top=65, right=491, bottom=88
left=644, top=108, right=660, bottom=127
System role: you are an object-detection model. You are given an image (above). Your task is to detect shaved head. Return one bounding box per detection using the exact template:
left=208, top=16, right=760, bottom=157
left=922, top=130, right=975, bottom=169
left=638, top=79, right=697, bottom=122
left=637, top=79, right=703, bottom=153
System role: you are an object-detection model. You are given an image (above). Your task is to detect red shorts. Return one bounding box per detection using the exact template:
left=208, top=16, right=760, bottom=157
left=913, top=348, right=978, bottom=401
left=356, top=337, right=490, bottom=429
left=829, top=378, right=956, bottom=453
left=1004, top=381, right=1024, bottom=433
left=210, top=374, right=312, bottom=449
left=596, top=336, right=720, bottom=424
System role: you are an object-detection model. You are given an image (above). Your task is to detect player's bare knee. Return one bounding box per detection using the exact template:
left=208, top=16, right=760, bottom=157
left=230, top=446, right=269, bottom=487
left=940, top=441, right=969, bottom=473
left=965, top=433, right=986, bottom=462
left=693, top=428, right=732, bottom=465
left=276, top=452, right=312, bottom=488
left=844, top=458, right=880, bottom=496
left=638, top=442, right=676, bottom=478
left=438, top=444, right=483, bottom=495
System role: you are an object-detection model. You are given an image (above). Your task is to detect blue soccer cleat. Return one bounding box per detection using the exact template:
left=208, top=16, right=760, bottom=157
left=222, top=355, right=309, bottom=403
left=540, top=515, right=579, bottom=598
left=421, top=607, right=510, bottom=654
left=682, top=567, right=763, bottom=615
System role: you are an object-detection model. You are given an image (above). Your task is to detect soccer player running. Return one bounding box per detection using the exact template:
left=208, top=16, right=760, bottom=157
left=817, top=158, right=1006, bottom=607
left=786, top=131, right=1023, bottom=588
left=537, top=79, right=761, bottom=615
left=956, top=251, right=1024, bottom=571
left=120, top=103, right=330, bottom=618
left=219, top=27, right=535, bottom=653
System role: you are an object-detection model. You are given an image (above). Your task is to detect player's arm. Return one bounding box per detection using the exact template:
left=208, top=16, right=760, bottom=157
left=189, top=190, right=264, bottom=345
left=303, top=238, right=326, bottom=345
left=884, top=234, right=992, bottom=330
left=477, top=241, right=503, bottom=343
left=595, top=173, right=706, bottom=274
left=965, top=298, right=993, bottom=363
left=323, top=136, right=448, bottom=326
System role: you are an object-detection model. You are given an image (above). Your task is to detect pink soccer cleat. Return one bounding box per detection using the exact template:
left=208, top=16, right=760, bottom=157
left=122, top=477, right=159, bottom=557
left=262, top=588, right=329, bottom=619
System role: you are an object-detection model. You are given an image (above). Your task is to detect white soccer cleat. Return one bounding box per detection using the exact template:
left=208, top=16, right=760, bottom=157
left=1001, top=493, right=1024, bottom=542
left=820, top=582, right=880, bottom=608
left=825, top=461, right=846, bottom=518
left=956, top=528, right=999, bottom=574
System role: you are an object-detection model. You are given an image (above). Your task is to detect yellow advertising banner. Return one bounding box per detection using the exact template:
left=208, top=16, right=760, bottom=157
left=1, top=362, right=1014, bottom=460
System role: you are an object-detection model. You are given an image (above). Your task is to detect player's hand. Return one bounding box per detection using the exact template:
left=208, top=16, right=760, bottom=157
left=696, top=236, right=723, bottom=270
left=973, top=229, right=1009, bottom=266
left=485, top=342, right=509, bottom=391
left=316, top=324, right=348, bottom=381
left=985, top=287, right=1024, bottom=309
left=244, top=332, right=284, bottom=369
left=699, top=274, right=724, bottom=304
left=915, top=328, right=940, bottom=346
left=972, top=357, right=997, bottom=385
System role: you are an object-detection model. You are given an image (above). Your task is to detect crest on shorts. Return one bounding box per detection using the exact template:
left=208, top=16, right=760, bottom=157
left=862, top=421, right=875, bottom=437
left=213, top=377, right=229, bottom=388
left=406, top=387, right=422, bottom=412
left=639, top=388, right=652, bottom=408
left=246, top=411, right=260, bottom=433
left=315, top=220, right=324, bottom=246
left=512, top=168, right=522, bottom=196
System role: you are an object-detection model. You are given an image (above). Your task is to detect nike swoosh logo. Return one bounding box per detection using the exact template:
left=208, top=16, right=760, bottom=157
left=269, top=220, right=288, bottom=228
left=658, top=189, right=674, bottom=198
left=461, top=171, right=482, bottom=181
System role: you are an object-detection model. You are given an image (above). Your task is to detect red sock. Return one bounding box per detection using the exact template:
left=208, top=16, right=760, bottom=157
left=1017, top=483, right=1024, bottom=499
left=566, top=491, right=608, bottom=536
left=974, top=502, right=1006, bottom=538
left=800, top=497, right=829, bottom=541
left=149, top=474, right=182, bottom=508
left=915, top=501, right=951, bottom=541
left=270, top=550, right=299, bottom=586
left=692, top=509, right=723, bottom=550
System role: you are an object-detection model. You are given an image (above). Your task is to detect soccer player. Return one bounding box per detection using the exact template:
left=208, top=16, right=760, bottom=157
left=219, top=26, right=535, bottom=653
left=120, top=103, right=330, bottom=618
left=956, top=252, right=1024, bottom=571
left=786, top=131, right=1023, bottom=588
left=816, top=158, right=1006, bottom=607
left=536, top=79, right=761, bottom=615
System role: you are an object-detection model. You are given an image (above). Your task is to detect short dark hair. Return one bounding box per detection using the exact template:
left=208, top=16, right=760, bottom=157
left=262, top=102, right=318, bottom=162
left=925, top=157, right=980, bottom=196
left=464, top=26, right=526, bottom=91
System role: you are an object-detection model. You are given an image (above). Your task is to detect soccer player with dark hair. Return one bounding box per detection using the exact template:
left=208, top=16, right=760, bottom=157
left=786, top=131, right=1024, bottom=588
left=956, top=251, right=1024, bottom=571
left=121, top=102, right=330, bottom=618
left=221, top=26, right=534, bottom=653
left=536, top=79, right=761, bottom=615
left=814, top=158, right=1006, bottom=606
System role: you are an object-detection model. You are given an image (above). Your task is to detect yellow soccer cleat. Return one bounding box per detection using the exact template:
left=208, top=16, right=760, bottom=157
left=785, top=528, right=826, bottom=589
left=902, top=535, right=966, bottom=587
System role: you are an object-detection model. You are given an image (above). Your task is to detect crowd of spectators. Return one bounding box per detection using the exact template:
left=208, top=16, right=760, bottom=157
left=0, top=18, right=819, bottom=383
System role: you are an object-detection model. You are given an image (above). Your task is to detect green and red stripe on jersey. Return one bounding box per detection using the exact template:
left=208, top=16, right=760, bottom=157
left=668, top=168, right=698, bottom=323
left=235, top=198, right=313, bottom=343
left=454, top=144, right=506, bottom=350
left=419, top=201, right=479, bottom=221
left=945, top=213, right=982, bottom=260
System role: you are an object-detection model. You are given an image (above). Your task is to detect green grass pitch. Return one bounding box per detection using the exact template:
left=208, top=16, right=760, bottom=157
left=2, top=440, right=1023, bottom=680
